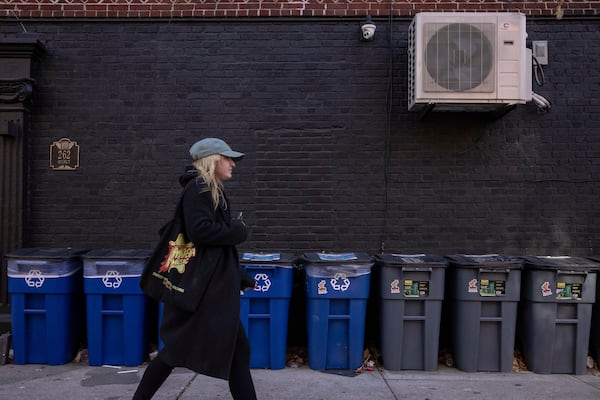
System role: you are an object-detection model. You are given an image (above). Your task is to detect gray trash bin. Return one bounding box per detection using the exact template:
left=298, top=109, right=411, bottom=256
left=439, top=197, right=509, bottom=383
left=519, top=256, right=599, bottom=375
left=375, top=254, right=447, bottom=371
left=589, top=256, right=600, bottom=366
left=446, top=254, right=523, bottom=372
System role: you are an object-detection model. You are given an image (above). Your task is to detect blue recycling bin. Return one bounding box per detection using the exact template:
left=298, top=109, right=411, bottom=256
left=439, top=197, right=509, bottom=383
left=302, top=252, right=373, bottom=371
left=7, top=248, right=86, bottom=365
left=239, top=252, right=295, bottom=369
left=82, top=249, right=150, bottom=366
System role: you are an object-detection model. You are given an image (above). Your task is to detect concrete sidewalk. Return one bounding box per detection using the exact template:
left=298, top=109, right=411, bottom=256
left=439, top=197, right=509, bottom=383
left=1, top=361, right=600, bottom=400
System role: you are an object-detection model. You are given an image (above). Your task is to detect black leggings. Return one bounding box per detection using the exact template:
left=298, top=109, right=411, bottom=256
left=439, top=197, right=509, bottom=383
left=133, top=323, right=257, bottom=400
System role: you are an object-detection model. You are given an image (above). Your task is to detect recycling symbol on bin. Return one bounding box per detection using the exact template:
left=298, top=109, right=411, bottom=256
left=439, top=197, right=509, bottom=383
left=25, top=270, right=45, bottom=288
left=253, top=273, right=271, bottom=292
left=330, top=273, right=350, bottom=291
left=102, top=270, right=122, bottom=289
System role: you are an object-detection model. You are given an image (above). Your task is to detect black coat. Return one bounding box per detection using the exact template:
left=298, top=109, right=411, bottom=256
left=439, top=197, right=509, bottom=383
left=158, top=171, right=254, bottom=380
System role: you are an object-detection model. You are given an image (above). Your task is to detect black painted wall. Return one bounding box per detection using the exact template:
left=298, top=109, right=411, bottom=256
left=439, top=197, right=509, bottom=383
left=1, top=17, right=599, bottom=257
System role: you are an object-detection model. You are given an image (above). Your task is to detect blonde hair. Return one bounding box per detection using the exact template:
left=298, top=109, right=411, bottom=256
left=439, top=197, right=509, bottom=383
left=192, top=154, right=225, bottom=210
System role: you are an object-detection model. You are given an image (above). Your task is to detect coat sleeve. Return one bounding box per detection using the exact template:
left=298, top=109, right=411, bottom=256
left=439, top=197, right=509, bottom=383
left=240, top=267, right=256, bottom=290
left=182, top=182, right=248, bottom=246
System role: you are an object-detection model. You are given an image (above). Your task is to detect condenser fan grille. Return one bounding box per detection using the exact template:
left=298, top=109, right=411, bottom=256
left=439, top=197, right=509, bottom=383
left=423, top=22, right=495, bottom=93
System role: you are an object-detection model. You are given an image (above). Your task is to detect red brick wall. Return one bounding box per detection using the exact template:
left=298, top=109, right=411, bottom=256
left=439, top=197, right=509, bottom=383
left=0, top=0, right=598, bottom=19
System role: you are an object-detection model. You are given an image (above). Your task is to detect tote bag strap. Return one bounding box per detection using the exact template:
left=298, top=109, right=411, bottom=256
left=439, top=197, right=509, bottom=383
left=159, top=177, right=204, bottom=235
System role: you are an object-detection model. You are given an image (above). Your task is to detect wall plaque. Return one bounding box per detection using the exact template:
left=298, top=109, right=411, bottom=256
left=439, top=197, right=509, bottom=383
left=50, top=138, right=80, bottom=170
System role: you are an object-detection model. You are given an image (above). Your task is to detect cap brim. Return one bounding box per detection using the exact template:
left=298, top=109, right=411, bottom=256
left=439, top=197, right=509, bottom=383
left=222, top=151, right=244, bottom=161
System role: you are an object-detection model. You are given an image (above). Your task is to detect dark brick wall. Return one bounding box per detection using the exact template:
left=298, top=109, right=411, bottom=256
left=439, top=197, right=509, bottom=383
left=1, top=17, right=599, bottom=257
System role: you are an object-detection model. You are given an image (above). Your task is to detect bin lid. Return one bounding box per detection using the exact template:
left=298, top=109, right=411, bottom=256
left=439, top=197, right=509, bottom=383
left=301, top=252, right=372, bottom=264
left=5, top=247, right=87, bottom=260
left=301, top=252, right=373, bottom=277
left=375, top=253, right=447, bottom=267
left=445, top=254, right=523, bottom=269
left=239, top=252, right=296, bottom=265
left=521, top=256, right=600, bottom=271
left=81, top=249, right=152, bottom=260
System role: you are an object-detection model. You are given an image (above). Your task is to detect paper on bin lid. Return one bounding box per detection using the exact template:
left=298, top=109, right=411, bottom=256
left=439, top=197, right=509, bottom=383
left=242, top=253, right=281, bottom=261
left=300, top=252, right=373, bottom=267
left=317, top=252, right=358, bottom=261
left=302, top=252, right=372, bottom=263
left=239, top=252, right=296, bottom=266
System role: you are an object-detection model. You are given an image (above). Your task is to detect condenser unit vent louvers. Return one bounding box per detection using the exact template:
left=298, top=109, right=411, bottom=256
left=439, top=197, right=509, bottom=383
left=408, top=12, right=532, bottom=112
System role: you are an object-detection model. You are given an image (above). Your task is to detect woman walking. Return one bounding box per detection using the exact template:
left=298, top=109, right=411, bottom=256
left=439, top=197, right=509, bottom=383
left=134, top=138, right=257, bottom=400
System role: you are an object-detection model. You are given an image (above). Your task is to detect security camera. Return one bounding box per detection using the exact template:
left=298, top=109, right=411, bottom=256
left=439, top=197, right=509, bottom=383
left=361, top=24, right=376, bottom=40
left=361, top=16, right=376, bottom=41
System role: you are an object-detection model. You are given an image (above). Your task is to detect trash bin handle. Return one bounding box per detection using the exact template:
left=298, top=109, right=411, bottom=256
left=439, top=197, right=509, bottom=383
left=556, top=269, right=588, bottom=277
left=14, top=260, right=47, bottom=272
left=94, top=261, right=127, bottom=267
left=243, top=265, right=276, bottom=271
left=401, top=266, right=432, bottom=273
left=478, top=268, right=510, bottom=274
left=15, top=260, right=47, bottom=266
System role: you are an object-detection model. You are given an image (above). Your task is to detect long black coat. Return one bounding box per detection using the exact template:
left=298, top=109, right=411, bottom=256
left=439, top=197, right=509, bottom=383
left=158, top=172, right=253, bottom=380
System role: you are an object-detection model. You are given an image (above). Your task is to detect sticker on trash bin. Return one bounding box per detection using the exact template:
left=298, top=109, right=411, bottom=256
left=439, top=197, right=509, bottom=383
left=253, top=273, right=272, bottom=292
left=25, top=270, right=45, bottom=288
left=390, top=279, right=401, bottom=294
left=479, top=279, right=505, bottom=297
left=330, top=273, right=350, bottom=291
left=102, top=271, right=123, bottom=289
left=403, top=280, right=429, bottom=297
left=541, top=281, right=553, bottom=296
left=468, top=278, right=478, bottom=293
left=316, top=273, right=351, bottom=295
left=317, top=280, right=328, bottom=294
left=556, top=282, right=582, bottom=300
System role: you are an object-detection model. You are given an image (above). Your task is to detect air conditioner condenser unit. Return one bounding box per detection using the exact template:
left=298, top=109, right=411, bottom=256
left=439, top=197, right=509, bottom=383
left=408, top=12, right=532, bottom=112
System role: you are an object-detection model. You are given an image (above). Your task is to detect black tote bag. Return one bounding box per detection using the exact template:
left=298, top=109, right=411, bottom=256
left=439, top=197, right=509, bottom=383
left=140, top=185, right=216, bottom=312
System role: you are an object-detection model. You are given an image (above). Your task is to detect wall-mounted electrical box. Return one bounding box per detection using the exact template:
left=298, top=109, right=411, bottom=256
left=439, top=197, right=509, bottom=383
left=532, top=41, right=548, bottom=65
